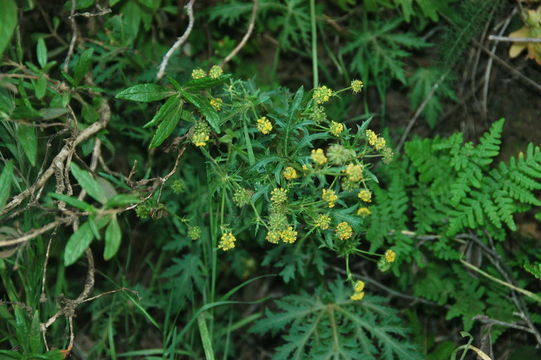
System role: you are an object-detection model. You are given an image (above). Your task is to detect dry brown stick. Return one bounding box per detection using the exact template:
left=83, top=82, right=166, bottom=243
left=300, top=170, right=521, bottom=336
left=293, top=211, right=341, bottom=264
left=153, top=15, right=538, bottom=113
left=0, top=102, right=111, bottom=217
left=488, top=35, right=541, bottom=43
left=63, top=0, right=78, bottom=73
left=0, top=218, right=72, bottom=247
left=221, top=0, right=258, bottom=66
left=156, top=0, right=195, bottom=80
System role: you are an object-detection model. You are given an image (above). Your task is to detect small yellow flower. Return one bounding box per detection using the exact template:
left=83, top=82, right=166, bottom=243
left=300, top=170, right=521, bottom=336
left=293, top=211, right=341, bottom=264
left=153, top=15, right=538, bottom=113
left=383, top=147, right=394, bottom=164
left=311, top=148, right=328, bottom=165
left=280, top=226, right=298, bottom=244
left=357, top=207, right=371, bottom=217
left=322, top=188, right=338, bottom=208
left=209, top=65, right=223, bottom=79
left=350, top=291, right=365, bottom=301
left=374, top=137, right=386, bottom=151
left=330, top=121, right=344, bottom=137
left=257, top=116, right=273, bottom=134
left=314, top=214, right=331, bottom=230
left=302, top=164, right=312, bottom=173
left=270, top=187, right=288, bottom=204
left=191, top=68, right=206, bottom=79
left=191, top=122, right=211, bottom=147
left=313, top=85, right=333, bottom=104
left=358, top=189, right=372, bottom=203
left=366, top=129, right=378, bottom=146
left=385, top=249, right=396, bottom=263
left=210, top=97, right=223, bottom=111
left=218, top=232, right=236, bottom=251
left=188, top=226, right=201, bottom=240
left=336, top=221, right=353, bottom=240
left=345, top=163, right=363, bottom=182
left=266, top=230, right=280, bottom=244
left=282, top=166, right=298, bottom=180
left=354, top=280, right=365, bottom=293
left=351, top=79, right=364, bottom=93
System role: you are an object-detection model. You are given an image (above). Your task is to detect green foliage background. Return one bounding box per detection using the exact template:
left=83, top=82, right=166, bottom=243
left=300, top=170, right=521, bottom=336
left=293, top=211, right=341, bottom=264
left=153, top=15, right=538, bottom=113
left=0, top=0, right=540, bottom=359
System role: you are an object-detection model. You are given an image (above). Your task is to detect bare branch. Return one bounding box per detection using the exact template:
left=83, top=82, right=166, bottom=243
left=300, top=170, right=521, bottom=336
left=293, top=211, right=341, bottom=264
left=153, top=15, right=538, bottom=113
left=221, top=0, right=258, bottom=66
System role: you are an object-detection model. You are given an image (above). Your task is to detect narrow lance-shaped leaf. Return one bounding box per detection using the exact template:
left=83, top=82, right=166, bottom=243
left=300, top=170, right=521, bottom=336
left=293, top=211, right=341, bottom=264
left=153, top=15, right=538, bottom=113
left=104, top=215, right=122, bottom=260
left=74, top=48, right=94, bottom=85
left=0, top=161, right=14, bottom=211
left=37, top=37, right=47, bottom=68
left=16, top=124, right=37, bottom=166
left=143, top=95, right=181, bottom=129
left=0, top=0, right=17, bottom=57
left=70, top=163, right=108, bottom=204
left=115, top=84, right=174, bottom=102
left=179, top=89, right=220, bottom=133
left=64, top=216, right=109, bottom=266
left=149, top=100, right=184, bottom=148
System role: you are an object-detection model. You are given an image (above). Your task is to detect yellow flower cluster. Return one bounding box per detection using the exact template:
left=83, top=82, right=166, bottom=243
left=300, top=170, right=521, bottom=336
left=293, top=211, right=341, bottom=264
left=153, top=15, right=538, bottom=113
left=350, top=280, right=365, bottom=301
left=257, top=116, right=273, bottom=134
left=282, top=166, right=298, bottom=180
left=357, top=207, right=371, bottom=217
left=266, top=230, right=280, bottom=244
left=345, top=163, right=363, bottom=182
left=314, top=214, right=331, bottom=230
left=313, top=85, right=332, bottom=104
left=351, top=79, right=364, bottom=94
left=280, top=226, right=297, bottom=244
left=191, top=68, right=206, bottom=79
left=322, top=188, right=338, bottom=208
left=210, top=97, right=223, bottom=111
left=366, top=129, right=386, bottom=151
left=191, top=122, right=211, bottom=147
left=358, top=189, right=372, bottom=202
left=330, top=121, right=344, bottom=137
left=336, top=221, right=353, bottom=240
left=218, top=232, right=236, bottom=251
left=209, top=65, right=223, bottom=79
left=271, top=187, right=288, bottom=204
left=311, top=148, right=328, bottom=165
left=385, top=249, right=396, bottom=263
left=188, top=226, right=201, bottom=240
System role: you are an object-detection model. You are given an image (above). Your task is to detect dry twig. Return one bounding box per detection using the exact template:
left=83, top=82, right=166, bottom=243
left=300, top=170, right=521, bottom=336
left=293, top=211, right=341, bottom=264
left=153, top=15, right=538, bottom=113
left=221, top=0, right=258, bottom=66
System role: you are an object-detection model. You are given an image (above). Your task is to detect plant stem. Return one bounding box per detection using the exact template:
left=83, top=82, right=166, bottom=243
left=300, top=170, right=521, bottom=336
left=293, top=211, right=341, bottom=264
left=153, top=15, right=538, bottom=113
left=310, top=0, right=318, bottom=88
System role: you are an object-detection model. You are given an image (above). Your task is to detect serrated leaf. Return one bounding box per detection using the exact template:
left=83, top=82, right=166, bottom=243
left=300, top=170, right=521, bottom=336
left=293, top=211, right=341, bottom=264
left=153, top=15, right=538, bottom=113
left=0, top=0, right=17, bottom=57
left=16, top=124, right=37, bottom=166
left=148, top=102, right=184, bottom=148
left=104, top=215, right=121, bottom=260
left=179, top=89, right=220, bottom=133
left=37, top=37, right=47, bottom=68
left=115, top=84, right=174, bottom=102
left=70, top=163, right=108, bottom=204
left=0, top=161, right=14, bottom=211
left=74, top=48, right=94, bottom=85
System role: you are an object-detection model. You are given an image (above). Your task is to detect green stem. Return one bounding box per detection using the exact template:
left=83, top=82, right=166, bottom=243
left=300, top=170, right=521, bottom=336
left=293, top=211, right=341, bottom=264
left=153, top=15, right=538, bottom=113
left=310, top=0, right=318, bottom=88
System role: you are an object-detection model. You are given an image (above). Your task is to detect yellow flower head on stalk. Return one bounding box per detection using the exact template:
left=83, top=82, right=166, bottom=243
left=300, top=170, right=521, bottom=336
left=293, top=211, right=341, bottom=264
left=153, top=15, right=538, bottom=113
left=266, top=230, right=280, bottom=244
left=345, top=163, right=363, bottom=182
left=336, top=221, right=353, bottom=240
left=210, top=97, right=223, bottom=111
left=311, top=148, right=328, bottom=165
left=257, top=116, right=273, bottom=134
left=357, top=207, right=371, bottom=217
left=350, top=291, right=365, bottom=301
left=383, top=147, right=394, bottom=164
left=209, top=65, right=223, bottom=79
left=191, top=68, right=206, bottom=79
left=351, top=79, right=364, bottom=93
left=313, top=85, right=333, bottom=104
left=314, top=214, right=331, bottom=230
left=191, top=122, right=211, bottom=147
left=330, top=121, right=344, bottom=137
left=218, top=232, right=236, bottom=251
left=270, top=187, right=288, bottom=204
left=366, top=129, right=378, bottom=146
left=354, top=280, right=365, bottom=293
left=282, top=166, right=298, bottom=180
left=385, top=249, right=396, bottom=263
left=322, top=188, right=338, bottom=208
left=374, top=137, right=386, bottom=151
left=358, top=189, right=372, bottom=203
left=280, top=226, right=298, bottom=244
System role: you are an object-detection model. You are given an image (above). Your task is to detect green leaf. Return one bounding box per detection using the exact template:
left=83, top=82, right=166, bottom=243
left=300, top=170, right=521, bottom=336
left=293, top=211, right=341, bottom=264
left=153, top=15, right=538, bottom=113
left=104, top=215, right=122, bottom=260
left=149, top=101, right=184, bottom=148
left=0, top=0, right=17, bottom=57
left=0, top=161, right=14, bottom=211
left=105, top=193, right=139, bottom=208
left=70, top=163, right=108, bottom=204
left=37, top=37, right=48, bottom=68
left=16, top=124, right=37, bottom=166
left=49, top=193, right=95, bottom=212
left=64, top=221, right=95, bottom=266
left=115, top=84, right=174, bottom=102
left=182, top=74, right=231, bottom=90
left=35, top=74, right=47, bottom=99
left=74, top=48, right=94, bottom=85
left=179, top=89, right=220, bottom=133
left=143, top=95, right=182, bottom=128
